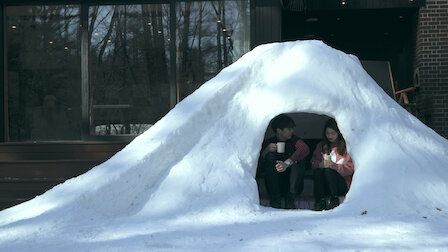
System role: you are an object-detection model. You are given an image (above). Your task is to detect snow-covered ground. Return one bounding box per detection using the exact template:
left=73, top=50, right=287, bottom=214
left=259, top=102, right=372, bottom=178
left=1, top=40, right=447, bottom=251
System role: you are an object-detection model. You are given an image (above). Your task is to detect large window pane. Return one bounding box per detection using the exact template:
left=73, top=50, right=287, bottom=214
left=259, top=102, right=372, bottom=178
left=5, top=2, right=251, bottom=140
left=89, top=4, right=171, bottom=136
left=176, top=1, right=250, bottom=100
left=6, top=5, right=82, bottom=141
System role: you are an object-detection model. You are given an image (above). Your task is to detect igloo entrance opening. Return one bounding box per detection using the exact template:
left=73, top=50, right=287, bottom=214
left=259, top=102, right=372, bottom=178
left=256, top=112, right=353, bottom=211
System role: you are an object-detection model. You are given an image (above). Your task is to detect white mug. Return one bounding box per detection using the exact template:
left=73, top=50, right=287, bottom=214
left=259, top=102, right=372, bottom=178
left=277, top=142, right=285, bottom=153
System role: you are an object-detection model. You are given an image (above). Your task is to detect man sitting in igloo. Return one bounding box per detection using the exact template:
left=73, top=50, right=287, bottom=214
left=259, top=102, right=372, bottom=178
left=258, top=114, right=310, bottom=209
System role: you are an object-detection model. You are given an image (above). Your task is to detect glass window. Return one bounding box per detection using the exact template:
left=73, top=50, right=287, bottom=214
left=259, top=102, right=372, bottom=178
left=4, top=2, right=251, bottom=140
left=176, top=1, right=250, bottom=100
left=6, top=5, right=82, bottom=141
left=89, top=4, right=171, bottom=136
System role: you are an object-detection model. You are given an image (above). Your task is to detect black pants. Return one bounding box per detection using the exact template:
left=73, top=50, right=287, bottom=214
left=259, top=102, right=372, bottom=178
left=262, top=152, right=304, bottom=202
left=313, top=168, right=348, bottom=200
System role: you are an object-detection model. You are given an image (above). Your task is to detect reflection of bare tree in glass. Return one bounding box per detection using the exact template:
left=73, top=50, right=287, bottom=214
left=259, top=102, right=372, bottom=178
left=212, top=1, right=228, bottom=69
left=88, top=2, right=248, bottom=135
left=181, top=2, right=192, bottom=82
left=90, top=5, right=170, bottom=135
left=91, top=7, right=118, bottom=68
left=197, top=3, right=206, bottom=83
left=177, top=1, right=242, bottom=100
left=7, top=5, right=81, bottom=141
left=149, top=5, right=169, bottom=90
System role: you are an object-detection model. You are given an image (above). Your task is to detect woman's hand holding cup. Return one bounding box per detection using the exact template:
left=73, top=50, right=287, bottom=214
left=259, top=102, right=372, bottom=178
left=323, top=159, right=332, bottom=168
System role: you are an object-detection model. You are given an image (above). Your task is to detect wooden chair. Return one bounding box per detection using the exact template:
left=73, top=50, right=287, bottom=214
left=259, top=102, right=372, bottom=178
left=393, top=67, right=419, bottom=113
left=395, top=86, right=416, bottom=105
left=360, top=60, right=418, bottom=114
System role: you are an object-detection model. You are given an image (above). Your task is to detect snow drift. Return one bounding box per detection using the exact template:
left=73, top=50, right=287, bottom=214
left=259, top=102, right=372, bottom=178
left=1, top=40, right=448, bottom=251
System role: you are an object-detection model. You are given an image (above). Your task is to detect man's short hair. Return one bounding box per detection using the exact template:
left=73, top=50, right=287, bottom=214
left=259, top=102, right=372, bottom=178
left=270, top=114, right=296, bottom=133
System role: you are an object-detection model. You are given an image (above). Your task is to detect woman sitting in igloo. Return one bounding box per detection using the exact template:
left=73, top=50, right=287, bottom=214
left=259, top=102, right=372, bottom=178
left=311, top=118, right=354, bottom=211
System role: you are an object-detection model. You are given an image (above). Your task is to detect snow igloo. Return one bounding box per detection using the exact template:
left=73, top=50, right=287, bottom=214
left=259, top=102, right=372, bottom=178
left=1, top=40, right=448, bottom=251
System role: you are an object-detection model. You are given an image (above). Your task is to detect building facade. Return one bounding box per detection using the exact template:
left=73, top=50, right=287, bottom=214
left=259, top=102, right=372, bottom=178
left=1, top=0, right=447, bottom=143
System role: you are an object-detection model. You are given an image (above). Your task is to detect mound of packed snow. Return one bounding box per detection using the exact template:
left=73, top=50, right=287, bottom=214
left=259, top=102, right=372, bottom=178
left=1, top=40, right=447, bottom=251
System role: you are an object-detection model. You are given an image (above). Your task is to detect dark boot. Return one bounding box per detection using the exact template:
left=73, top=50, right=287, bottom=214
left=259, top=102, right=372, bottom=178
left=285, top=193, right=296, bottom=209
left=326, top=196, right=340, bottom=210
left=313, top=198, right=326, bottom=211
left=270, top=198, right=282, bottom=209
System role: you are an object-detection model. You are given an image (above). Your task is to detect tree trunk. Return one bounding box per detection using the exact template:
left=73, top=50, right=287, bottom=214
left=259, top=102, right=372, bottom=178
left=181, top=2, right=192, bottom=95
left=212, top=2, right=223, bottom=71
left=221, top=2, right=228, bottom=66
left=198, top=2, right=204, bottom=83
left=97, top=7, right=118, bottom=67
left=141, top=4, right=153, bottom=90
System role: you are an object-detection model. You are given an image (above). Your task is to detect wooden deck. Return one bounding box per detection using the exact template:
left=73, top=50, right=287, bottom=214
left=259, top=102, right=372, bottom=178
left=0, top=141, right=128, bottom=210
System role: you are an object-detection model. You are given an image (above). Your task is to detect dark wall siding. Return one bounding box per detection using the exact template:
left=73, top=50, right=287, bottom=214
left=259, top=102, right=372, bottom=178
left=286, top=0, right=426, bottom=11
left=252, top=0, right=282, bottom=48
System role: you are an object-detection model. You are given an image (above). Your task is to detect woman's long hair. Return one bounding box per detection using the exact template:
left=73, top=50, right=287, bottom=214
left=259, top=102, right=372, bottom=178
left=321, top=118, right=346, bottom=155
